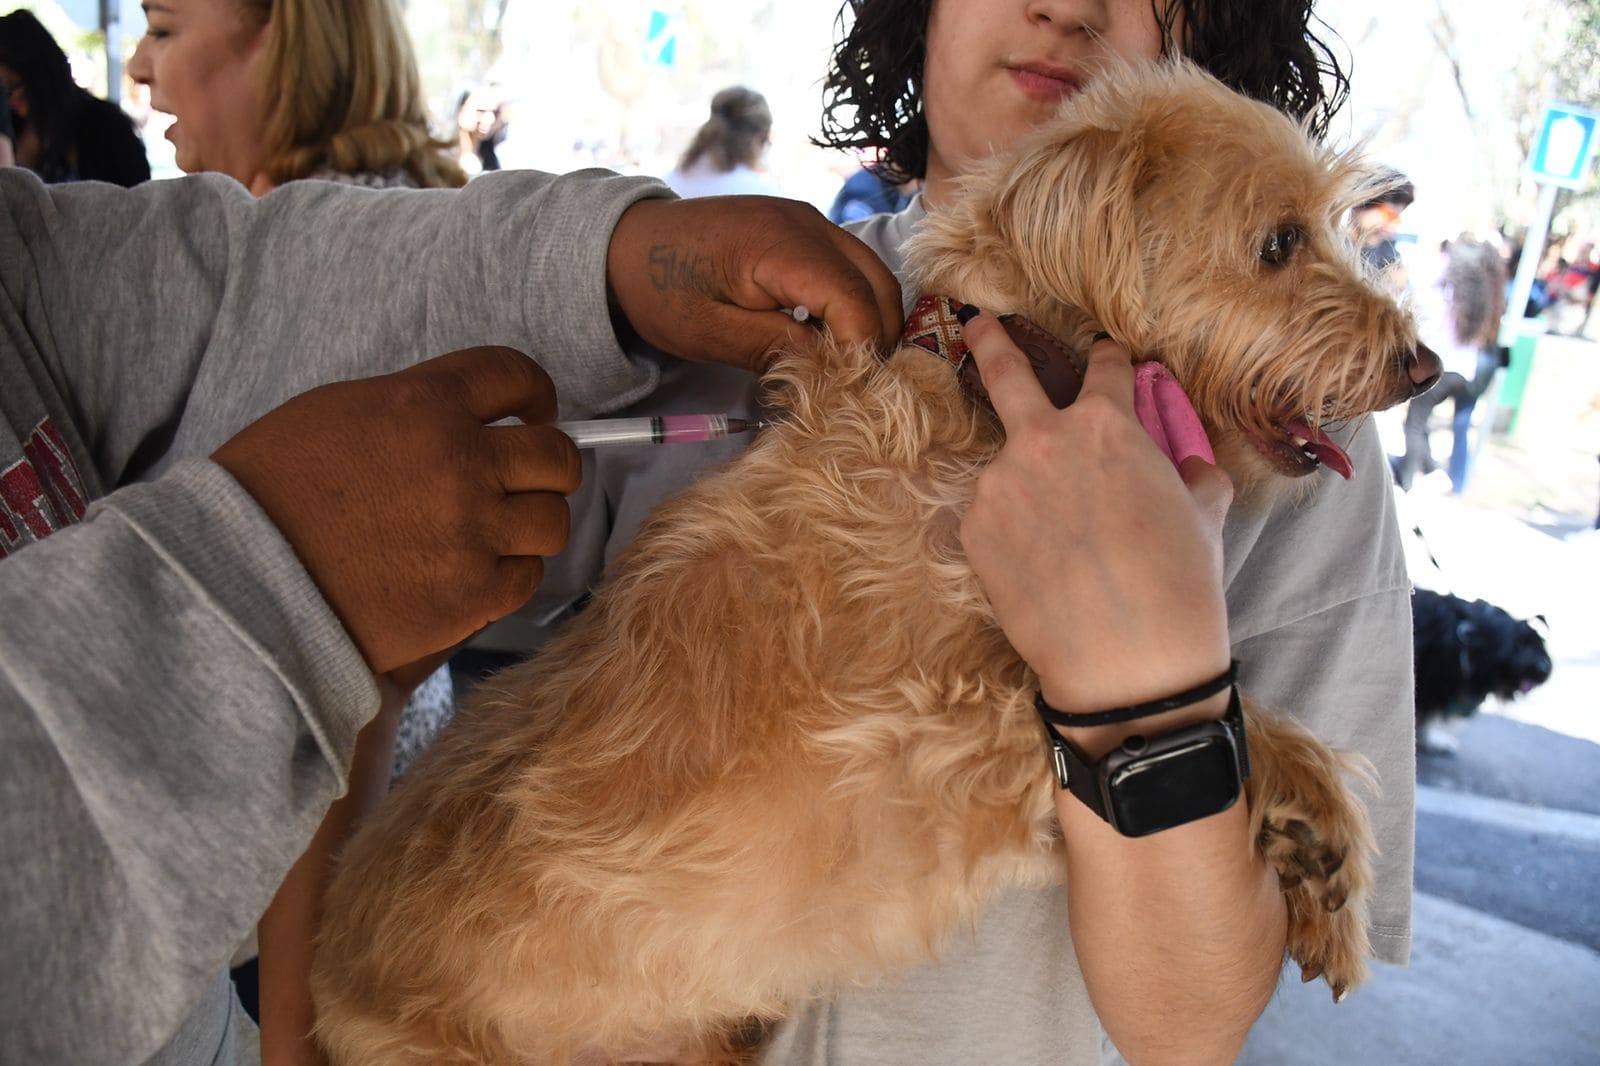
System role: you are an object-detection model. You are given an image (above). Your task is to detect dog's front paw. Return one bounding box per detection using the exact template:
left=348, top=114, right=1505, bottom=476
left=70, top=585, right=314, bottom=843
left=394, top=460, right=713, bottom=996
left=1244, top=707, right=1376, bottom=1002
left=1259, top=811, right=1370, bottom=1000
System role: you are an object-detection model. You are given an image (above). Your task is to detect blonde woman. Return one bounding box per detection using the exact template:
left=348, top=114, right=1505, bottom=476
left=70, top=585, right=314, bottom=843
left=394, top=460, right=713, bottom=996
left=1396, top=237, right=1508, bottom=493
left=129, top=0, right=463, bottom=193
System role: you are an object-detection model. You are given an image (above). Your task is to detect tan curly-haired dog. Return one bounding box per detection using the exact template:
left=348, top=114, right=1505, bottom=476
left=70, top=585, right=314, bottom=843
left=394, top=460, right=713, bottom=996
left=312, top=60, right=1438, bottom=1064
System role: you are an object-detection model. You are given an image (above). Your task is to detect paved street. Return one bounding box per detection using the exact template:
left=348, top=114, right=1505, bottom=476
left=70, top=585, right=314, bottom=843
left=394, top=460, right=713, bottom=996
left=1240, top=331, right=1600, bottom=1065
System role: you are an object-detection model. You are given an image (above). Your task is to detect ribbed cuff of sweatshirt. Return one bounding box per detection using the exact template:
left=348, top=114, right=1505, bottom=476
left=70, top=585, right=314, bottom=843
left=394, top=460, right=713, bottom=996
left=516, top=168, right=676, bottom=417
left=99, top=458, right=379, bottom=771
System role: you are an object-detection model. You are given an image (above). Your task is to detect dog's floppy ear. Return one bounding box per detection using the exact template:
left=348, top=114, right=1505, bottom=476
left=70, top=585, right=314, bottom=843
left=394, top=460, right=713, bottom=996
left=906, top=94, right=1151, bottom=341
left=988, top=124, right=1150, bottom=336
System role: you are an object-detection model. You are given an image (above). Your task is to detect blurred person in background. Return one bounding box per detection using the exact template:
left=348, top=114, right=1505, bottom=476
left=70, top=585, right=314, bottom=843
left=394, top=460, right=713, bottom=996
left=0, top=8, right=150, bottom=186
left=0, top=82, right=14, bottom=167
left=128, top=0, right=466, bottom=1058
left=666, top=85, right=783, bottom=198
left=128, top=0, right=468, bottom=765
left=827, top=157, right=919, bottom=223
left=1395, top=236, right=1507, bottom=494
left=454, top=83, right=507, bottom=177
left=1548, top=239, right=1597, bottom=337
left=1348, top=172, right=1414, bottom=294
left=1505, top=235, right=1554, bottom=318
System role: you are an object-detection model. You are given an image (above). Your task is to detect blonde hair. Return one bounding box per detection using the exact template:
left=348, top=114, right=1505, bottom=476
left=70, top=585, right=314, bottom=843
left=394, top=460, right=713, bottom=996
left=241, top=0, right=465, bottom=188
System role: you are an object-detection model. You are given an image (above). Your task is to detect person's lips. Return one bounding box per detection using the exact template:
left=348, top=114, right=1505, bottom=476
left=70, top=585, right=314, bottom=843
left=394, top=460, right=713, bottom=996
left=1006, top=63, right=1080, bottom=103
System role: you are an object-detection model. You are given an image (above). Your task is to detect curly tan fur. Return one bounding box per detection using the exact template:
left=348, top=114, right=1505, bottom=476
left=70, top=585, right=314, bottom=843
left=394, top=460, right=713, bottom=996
left=313, top=60, right=1416, bottom=1063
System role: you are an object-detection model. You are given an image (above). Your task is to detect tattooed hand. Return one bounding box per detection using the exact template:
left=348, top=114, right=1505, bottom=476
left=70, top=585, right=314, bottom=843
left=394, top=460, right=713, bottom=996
left=605, top=195, right=902, bottom=369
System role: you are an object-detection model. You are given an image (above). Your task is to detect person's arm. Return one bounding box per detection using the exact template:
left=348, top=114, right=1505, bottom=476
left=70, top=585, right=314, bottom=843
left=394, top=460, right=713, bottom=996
left=257, top=687, right=404, bottom=1066
left=4, top=167, right=898, bottom=478
left=956, top=314, right=1284, bottom=1064
left=1, top=161, right=898, bottom=1061
left=0, top=345, right=581, bottom=1064
left=0, top=460, right=378, bottom=1065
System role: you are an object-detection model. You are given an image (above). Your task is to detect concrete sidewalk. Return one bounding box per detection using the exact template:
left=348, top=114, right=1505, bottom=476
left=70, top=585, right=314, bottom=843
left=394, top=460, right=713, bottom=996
left=1241, top=890, right=1600, bottom=1065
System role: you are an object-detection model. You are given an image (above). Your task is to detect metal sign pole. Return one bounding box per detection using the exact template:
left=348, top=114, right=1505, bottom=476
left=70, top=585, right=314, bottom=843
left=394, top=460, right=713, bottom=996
left=1497, top=102, right=1598, bottom=343
left=1492, top=101, right=1596, bottom=432
left=101, top=0, right=121, bottom=103
left=1502, top=182, right=1559, bottom=344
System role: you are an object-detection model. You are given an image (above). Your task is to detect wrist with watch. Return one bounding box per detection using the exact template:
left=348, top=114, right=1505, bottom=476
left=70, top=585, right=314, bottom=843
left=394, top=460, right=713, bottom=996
left=1034, top=662, right=1250, bottom=838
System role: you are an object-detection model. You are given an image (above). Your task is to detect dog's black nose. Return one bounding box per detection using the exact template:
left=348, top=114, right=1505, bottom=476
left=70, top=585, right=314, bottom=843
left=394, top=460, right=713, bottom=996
left=1406, top=341, right=1443, bottom=396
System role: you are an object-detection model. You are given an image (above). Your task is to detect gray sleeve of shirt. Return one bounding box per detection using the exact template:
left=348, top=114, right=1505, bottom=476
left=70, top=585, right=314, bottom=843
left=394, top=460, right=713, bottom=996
left=0, top=460, right=376, bottom=1064
left=6, top=165, right=672, bottom=481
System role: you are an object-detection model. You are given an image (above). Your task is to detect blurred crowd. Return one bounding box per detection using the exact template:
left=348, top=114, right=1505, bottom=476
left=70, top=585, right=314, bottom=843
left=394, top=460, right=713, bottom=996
left=1348, top=168, right=1597, bottom=499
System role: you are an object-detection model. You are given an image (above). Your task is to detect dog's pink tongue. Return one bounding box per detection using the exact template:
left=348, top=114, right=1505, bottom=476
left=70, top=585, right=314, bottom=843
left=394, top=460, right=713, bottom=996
left=1133, top=363, right=1214, bottom=467
left=1282, top=417, right=1354, bottom=480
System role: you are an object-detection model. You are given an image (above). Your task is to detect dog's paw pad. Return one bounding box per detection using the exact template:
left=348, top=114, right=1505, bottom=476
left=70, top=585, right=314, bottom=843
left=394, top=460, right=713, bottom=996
left=1263, top=818, right=1354, bottom=913
left=1259, top=810, right=1371, bottom=999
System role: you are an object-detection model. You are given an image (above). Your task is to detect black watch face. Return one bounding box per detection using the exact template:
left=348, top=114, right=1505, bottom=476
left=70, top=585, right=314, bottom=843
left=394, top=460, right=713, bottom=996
left=1106, top=733, right=1241, bottom=837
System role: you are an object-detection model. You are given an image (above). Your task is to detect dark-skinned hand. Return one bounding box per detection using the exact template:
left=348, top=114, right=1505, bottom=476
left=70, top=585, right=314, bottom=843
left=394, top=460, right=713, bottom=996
left=606, top=195, right=903, bottom=368
left=212, top=345, right=580, bottom=678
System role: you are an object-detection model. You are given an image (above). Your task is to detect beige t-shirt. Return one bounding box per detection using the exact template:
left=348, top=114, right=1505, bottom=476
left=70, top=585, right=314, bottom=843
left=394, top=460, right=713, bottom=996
left=522, top=198, right=1417, bottom=1065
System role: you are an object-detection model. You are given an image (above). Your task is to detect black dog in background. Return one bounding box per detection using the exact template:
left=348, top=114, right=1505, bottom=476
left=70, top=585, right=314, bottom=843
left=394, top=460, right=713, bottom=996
left=1412, top=588, right=1553, bottom=750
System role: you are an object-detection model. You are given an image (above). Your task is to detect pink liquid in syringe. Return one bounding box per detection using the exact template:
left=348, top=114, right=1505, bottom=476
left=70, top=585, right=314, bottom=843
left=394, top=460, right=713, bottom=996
left=658, top=414, right=730, bottom=442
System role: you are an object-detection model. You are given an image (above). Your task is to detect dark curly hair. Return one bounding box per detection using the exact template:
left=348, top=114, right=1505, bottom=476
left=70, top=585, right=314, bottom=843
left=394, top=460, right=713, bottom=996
left=818, top=0, right=1351, bottom=185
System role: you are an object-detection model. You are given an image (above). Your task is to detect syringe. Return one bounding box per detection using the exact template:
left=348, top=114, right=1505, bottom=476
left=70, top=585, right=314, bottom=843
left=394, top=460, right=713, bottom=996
left=552, top=414, right=769, bottom=449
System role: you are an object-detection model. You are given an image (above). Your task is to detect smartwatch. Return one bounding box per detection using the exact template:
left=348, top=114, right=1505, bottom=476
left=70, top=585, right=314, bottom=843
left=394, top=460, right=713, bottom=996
left=1040, top=685, right=1250, bottom=838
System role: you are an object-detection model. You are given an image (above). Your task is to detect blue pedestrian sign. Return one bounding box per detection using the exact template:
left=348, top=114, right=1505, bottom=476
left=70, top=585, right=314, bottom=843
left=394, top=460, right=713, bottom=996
left=1530, top=102, right=1599, bottom=189
left=645, top=9, right=681, bottom=67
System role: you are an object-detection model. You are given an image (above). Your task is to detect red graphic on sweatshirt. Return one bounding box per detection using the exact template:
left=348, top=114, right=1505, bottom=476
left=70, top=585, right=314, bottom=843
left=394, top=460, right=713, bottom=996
left=0, top=418, right=89, bottom=557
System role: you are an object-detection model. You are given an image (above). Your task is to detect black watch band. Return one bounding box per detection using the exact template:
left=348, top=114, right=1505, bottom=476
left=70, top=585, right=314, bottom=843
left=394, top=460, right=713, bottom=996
left=1040, top=684, right=1250, bottom=837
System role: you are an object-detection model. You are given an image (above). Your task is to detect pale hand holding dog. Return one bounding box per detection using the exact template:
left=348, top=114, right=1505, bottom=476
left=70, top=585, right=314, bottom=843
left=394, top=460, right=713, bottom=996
left=958, top=318, right=1234, bottom=731
left=958, top=314, right=1285, bottom=1062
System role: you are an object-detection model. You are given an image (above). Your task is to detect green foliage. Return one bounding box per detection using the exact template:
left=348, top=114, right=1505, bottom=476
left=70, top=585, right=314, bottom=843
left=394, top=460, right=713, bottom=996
left=1556, top=0, right=1600, bottom=105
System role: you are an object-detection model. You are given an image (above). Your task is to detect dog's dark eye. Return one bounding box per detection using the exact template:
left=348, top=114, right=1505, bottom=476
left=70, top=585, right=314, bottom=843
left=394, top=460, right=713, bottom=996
left=1260, top=226, right=1302, bottom=266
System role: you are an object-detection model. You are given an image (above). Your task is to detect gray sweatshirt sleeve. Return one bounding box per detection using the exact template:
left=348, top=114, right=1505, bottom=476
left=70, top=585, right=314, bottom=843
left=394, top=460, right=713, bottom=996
left=0, top=166, right=674, bottom=1063
left=8, top=166, right=672, bottom=479
left=0, top=461, right=376, bottom=1064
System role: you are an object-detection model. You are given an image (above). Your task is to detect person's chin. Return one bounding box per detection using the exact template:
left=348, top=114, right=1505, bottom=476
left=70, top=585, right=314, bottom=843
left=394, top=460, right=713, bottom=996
left=166, top=126, right=194, bottom=169
left=171, top=142, right=206, bottom=178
